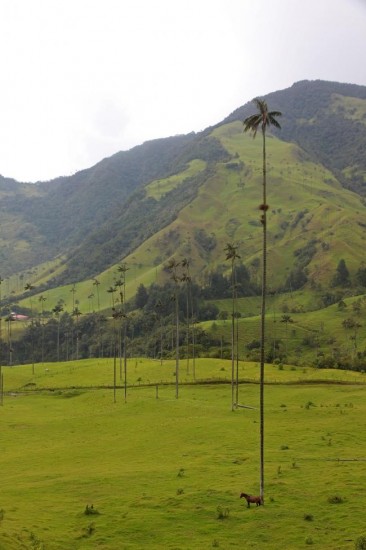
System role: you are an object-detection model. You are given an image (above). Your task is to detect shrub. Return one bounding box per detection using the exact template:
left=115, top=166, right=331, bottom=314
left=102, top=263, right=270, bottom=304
left=84, top=504, right=99, bottom=516
left=355, top=535, right=366, bottom=549
left=216, top=505, right=230, bottom=520
left=328, top=494, right=344, bottom=504
left=81, top=523, right=95, bottom=538
left=304, top=513, right=314, bottom=521
left=246, top=339, right=260, bottom=350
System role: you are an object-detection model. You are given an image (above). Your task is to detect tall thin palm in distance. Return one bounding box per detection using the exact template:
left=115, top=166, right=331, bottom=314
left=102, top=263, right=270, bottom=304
left=224, top=243, right=240, bottom=411
left=243, top=98, right=282, bottom=501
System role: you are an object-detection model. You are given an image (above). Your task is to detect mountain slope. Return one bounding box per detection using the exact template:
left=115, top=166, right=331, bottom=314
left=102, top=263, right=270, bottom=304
left=17, top=120, right=366, bottom=316
left=224, top=80, right=366, bottom=195
left=2, top=79, right=366, bottom=305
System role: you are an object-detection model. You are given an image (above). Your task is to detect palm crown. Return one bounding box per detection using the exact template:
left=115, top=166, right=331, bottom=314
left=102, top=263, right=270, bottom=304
left=243, top=98, right=282, bottom=137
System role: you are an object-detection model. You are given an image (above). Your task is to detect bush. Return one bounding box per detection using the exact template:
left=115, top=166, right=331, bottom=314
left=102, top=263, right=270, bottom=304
left=216, top=505, right=230, bottom=520
left=355, top=535, right=366, bottom=549
left=84, top=504, right=99, bottom=516
left=328, top=494, right=345, bottom=504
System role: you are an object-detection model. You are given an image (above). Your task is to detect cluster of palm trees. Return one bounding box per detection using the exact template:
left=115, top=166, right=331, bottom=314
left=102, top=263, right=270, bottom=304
left=0, top=99, right=281, bottom=498
left=165, top=257, right=196, bottom=399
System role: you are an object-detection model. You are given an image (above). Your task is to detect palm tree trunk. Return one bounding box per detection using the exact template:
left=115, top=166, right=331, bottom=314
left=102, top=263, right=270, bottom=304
left=123, top=320, right=127, bottom=403
left=175, top=291, right=179, bottom=399
left=231, top=277, right=235, bottom=411
left=259, top=124, right=267, bottom=501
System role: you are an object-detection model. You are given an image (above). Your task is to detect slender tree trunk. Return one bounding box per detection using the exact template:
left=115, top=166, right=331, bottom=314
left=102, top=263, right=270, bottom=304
left=175, top=292, right=179, bottom=399
left=186, top=286, right=190, bottom=375
left=259, top=125, right=267, bottom=501
left=113, top=345, right=117, bottom=404
left=57, top=319, right=60, bottom=362
left=235, top=305, right=239, bottom=405
left=124, top=320, right=127, bottom=403
left=231, top=266, right=235, bottom=411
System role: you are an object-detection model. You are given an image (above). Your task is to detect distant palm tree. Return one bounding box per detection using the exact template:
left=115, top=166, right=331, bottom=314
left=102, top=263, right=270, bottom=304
left=243, top=98, right=282, bottom=501
left=25, top=282, right=35, bottom=373
left=88, top=293, right=94, bottom=313
left=166, top=258, right=181, bottom=399
left=107, top=286, right=116, bottom=309
left=93, top=278, right=103, bottom=357
left=225, top=243, right=240, bottom=411
left=117, top=263, right=129, bottom=403
left=72, top=306, right=82, bottom=360
left=52, top=302, right=64, bottom=362
left=70, top=284, right=77, bottom=311
left=155, top=299, right=164, bottom=365
left=111, top=307, right=125, bottom=403
left=280, top=314, right=294, bottom=355
left=181, top=258, right=192, bottom=376
left=38, top=295, right=47, bottom=363
left=114, top=276, right=124, bottom=376
left=93, top=278, right=101, bottom=310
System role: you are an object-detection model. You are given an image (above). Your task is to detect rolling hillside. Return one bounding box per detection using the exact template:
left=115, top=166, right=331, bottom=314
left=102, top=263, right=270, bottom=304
left=1, top=79, right=366, bottom=314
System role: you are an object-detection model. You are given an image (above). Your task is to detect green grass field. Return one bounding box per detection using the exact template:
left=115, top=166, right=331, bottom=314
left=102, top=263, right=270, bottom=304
left=1, top=359, right=366, bottom=549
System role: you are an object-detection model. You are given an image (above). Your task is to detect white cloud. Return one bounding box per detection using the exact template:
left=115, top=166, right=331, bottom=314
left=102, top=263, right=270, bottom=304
left=0, top=0, right=365, bottom=182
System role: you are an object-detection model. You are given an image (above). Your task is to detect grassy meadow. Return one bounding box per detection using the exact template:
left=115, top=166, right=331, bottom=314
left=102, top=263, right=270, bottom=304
left=1, top=359, right=366, bottom=549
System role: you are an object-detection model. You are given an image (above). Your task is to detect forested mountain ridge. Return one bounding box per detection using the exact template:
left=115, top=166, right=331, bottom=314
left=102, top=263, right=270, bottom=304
left=0, top=133, right=227, bottom=277
left=224, top=80, right=366, bottom=196
left=1, top=79, right=366, bottom=305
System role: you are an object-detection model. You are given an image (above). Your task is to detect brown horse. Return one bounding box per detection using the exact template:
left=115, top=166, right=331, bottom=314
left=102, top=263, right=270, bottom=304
left=240, top=493, right=263, bottom=507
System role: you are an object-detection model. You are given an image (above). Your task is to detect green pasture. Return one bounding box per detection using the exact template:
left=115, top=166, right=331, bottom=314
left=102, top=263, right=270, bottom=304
left=2, top=358, right=365, bottom=393
left=146, top=159, right=206, bottom=200
left=204, top=291, right=366, bottom=365
left=1, top=360, right=366, bottom=549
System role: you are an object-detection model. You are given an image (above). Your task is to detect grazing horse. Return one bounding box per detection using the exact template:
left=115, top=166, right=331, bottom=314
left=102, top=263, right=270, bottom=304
left=240, top=493, right=263, bottom=507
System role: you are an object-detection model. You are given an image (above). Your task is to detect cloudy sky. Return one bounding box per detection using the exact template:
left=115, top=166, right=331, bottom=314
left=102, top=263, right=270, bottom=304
left=0, top=0, right=365, bottom=182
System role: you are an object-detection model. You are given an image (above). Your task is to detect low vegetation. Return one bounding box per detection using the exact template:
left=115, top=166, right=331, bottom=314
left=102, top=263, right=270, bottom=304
left=1, top=359, right=366, bottom=549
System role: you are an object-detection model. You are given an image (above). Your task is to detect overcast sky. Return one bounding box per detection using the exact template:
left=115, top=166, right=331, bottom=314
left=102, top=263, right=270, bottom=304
left=0, top=0, right=365, bottom=183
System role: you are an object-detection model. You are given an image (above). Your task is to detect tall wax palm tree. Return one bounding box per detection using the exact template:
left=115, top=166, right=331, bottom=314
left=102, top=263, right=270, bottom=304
left=225, top=243, right=241, bottom=411
left=243, top=98, right=282, bottom=501
left=0, top=276, right=3, bottom=405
